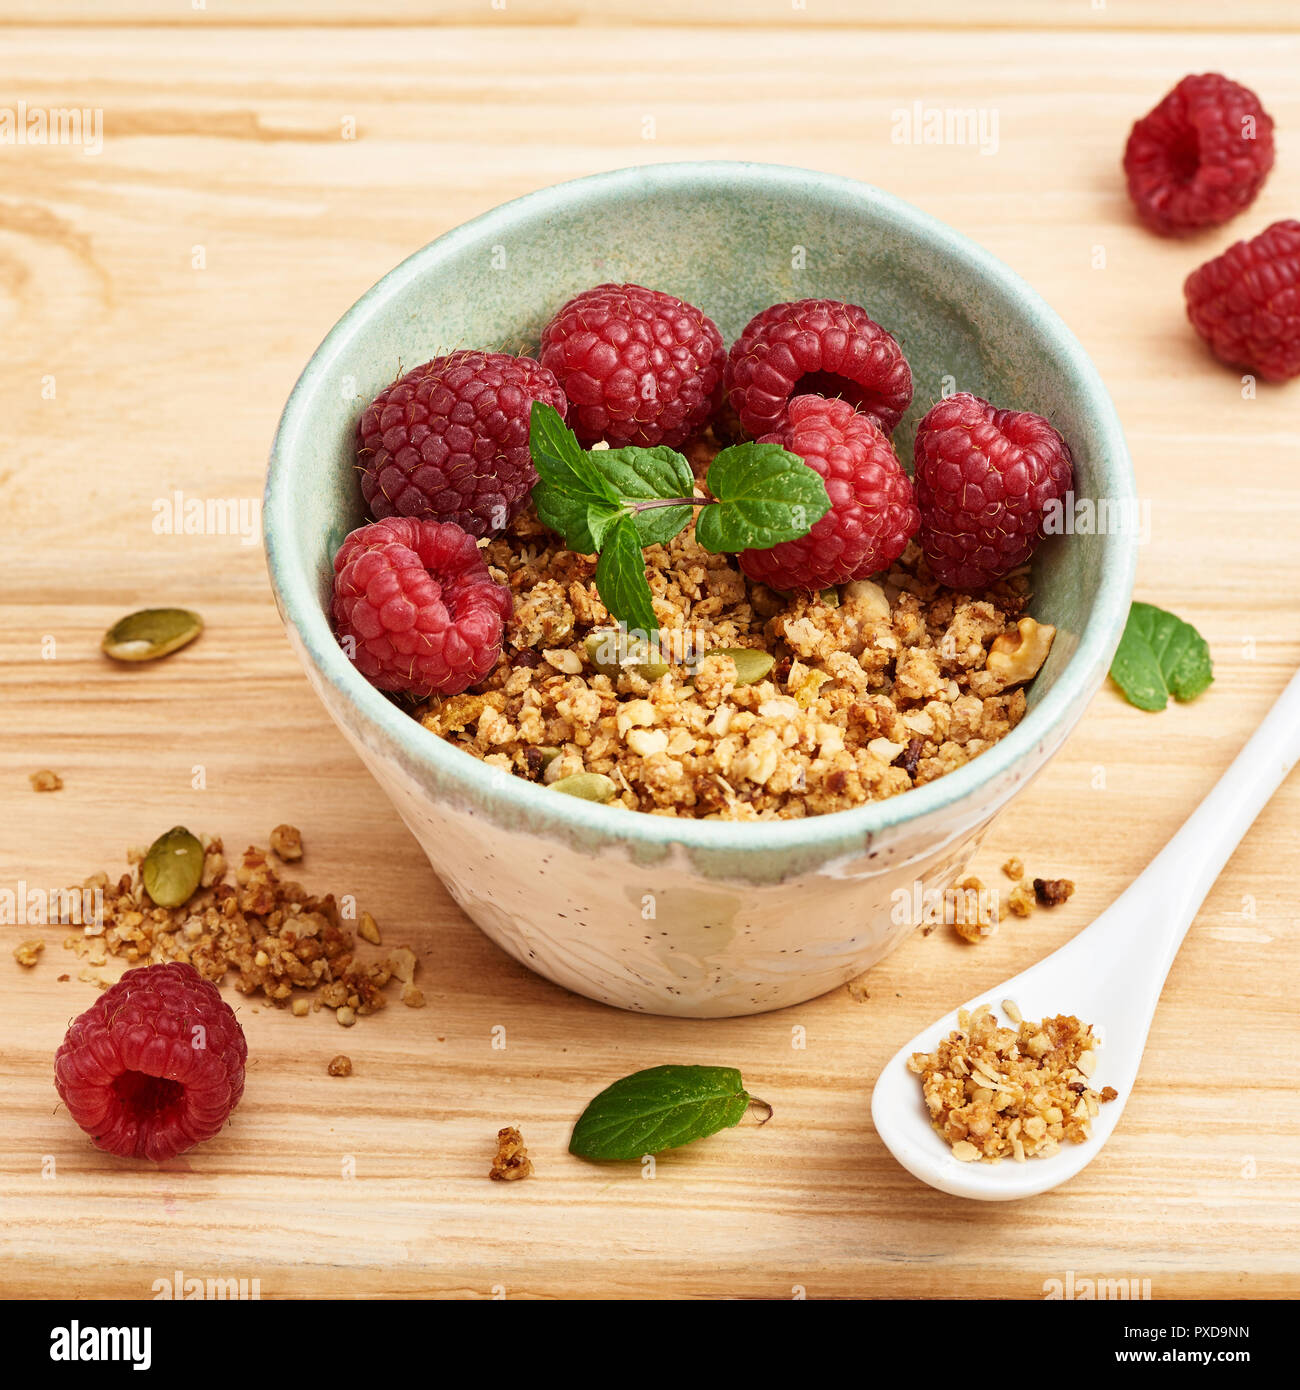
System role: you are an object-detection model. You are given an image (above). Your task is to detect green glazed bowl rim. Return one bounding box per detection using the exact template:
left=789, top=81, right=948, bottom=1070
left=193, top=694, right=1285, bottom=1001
left=266, top=160, right=1137, bottom=858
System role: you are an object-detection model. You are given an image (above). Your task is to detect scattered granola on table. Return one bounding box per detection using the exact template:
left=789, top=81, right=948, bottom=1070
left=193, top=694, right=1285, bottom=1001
left=420, top=494, right=1051, bottom=821
left=58, top=830, right=416, bottom=1021
left=1034, top=877, right=1076, bottom=907
left=950, top=875, right=999, bottom=944
left=327, top=1054, right=353, bottom=1077
left=489, top=1126, right=534, bottom=1182
left=30, top=770, right=63, bottom=792
left=908, top=1003, right=1118, bottom=1162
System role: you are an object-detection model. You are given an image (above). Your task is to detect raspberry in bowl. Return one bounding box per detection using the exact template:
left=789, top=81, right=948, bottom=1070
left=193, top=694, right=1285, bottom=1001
left=266, top=163, right=1137, bottom=1018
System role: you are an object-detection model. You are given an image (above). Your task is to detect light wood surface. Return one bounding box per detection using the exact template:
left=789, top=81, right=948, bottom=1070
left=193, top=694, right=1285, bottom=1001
left=2, top=8, right=1298, bottom=1300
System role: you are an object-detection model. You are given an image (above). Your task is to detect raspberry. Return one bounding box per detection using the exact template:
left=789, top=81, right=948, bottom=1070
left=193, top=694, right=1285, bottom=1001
left=1184, top=219, right=1300, bottom=383
left=54, top=962, right=247, bottom=1162
left=913, top=393, right=1074, bottom=589
left=539, top=283, right=724, bottom=448
left=1123, top=74, right=1274, bottom=236
left=724, top=298, right=912, bottom=440
left=332, top=517, right=512, bottom=698
left=357, top=351, right=566, bottom=537
left=738, top=394, right=919, bottom=592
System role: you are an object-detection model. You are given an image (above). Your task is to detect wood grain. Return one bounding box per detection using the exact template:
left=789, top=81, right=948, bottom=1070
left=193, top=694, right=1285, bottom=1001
left=1, top=16, right=1298, bottom=1299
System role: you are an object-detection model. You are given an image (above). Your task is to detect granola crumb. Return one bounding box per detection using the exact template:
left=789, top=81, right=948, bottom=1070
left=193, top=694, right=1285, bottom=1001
left=358, top=911, right=381, bottom=945
left=327, top=1054, right=353, bottom=1077
left=1007, top=880, right=1037, bottom=917
left=400, top=983, right=425, bottom=1008
left=951, top=876, right=998, bottom=944
left=1001, top=856, right=1025, bottom=880
left=14, top=940, right=44, bottom=968
left=1034, top=877, right=1076, bottom=908
left=30, top=770, right=63, bottom=792
left=268, top=824, right=303, bottom=861
left=489, top=1126, right=534, bottom=1182
left=845, top=977, right=871, bottom=1003
left=908, top=1003, right=1118, bottom=1162
left=290, top=997, right=310, bottom=1017
left=335, top=1005, right=356, bottom=1027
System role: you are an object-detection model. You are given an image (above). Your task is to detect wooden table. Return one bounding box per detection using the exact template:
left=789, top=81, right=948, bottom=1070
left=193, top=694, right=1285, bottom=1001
left=3, top=2, right=1298, bottom=1300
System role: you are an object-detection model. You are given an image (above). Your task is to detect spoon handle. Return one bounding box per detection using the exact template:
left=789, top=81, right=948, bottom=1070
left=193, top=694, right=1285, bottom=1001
left=1129, top=667, right=1300, bottom=975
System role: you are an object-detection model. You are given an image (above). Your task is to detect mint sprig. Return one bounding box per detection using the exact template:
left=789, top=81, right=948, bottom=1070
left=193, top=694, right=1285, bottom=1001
left=528, top=403, right=830, bottom=635
left=569, top=1064, right=754, bottom=1161
left=1109, top=601, right=1214, bottom=711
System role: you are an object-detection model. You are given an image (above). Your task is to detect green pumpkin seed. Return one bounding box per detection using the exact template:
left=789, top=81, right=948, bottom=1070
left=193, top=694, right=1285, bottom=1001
left=550, top=772, right=617, bottom=803
left=819, top=587, right=841, bottom=608
left=536, top=746, right=562, bottom=769
left=142, top=826, right=204, bottom=908
left=102, top=608, right=203, bottom=663
left=711, top=647, right=775, bottom=686
left=584, top=630, right=670, bottom=682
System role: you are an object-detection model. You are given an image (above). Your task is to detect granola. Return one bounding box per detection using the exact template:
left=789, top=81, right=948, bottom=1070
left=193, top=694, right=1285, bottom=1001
left=489, top=1126, right=534, bottom=1182
left=908, top=1003, right=1118, bottom=1162
left=60, top=833, right=415, bottom=1022
left=417, top=482, right=1051, bottom=820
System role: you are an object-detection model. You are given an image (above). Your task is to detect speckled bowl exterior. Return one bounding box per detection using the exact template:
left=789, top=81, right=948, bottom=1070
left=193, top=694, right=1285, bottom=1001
left=265, top=162, right=1137, bottom=1018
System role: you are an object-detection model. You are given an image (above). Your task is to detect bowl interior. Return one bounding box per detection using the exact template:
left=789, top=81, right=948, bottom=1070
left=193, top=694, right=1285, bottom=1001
left=267, top=162, right=1136, bottom=859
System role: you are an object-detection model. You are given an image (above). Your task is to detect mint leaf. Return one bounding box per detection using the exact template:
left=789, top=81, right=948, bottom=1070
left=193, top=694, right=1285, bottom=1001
left=697, top=442, right=830, bottom=553
left=594, top=446, right=695, bottom=548
left=529, top=402, right=618, bottom=509
left=569, top=1065, right=751, bottom=1161
left=594, top=515, right=658, bottom=636
left=1110, top=601, right=1214, bottom=711
left=533, top=479, right=598, bottom=553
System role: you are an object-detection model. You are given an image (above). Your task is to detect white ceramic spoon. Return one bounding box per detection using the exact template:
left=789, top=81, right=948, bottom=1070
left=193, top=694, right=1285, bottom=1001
left=872, top=668, right=1300, bottom=1201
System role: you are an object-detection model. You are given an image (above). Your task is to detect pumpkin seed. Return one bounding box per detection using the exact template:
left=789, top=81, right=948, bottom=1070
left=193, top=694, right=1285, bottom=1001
left=102, top=608, right=203, bottom=663
left=819, top=587, right=841, bottom=608
left=142, top=826, right=204, bottom=908
left=584, top=630, right=670, bottom=681
left=712, top=647, right=775, bottom=686
left=550, top=772, right=617, bottom=803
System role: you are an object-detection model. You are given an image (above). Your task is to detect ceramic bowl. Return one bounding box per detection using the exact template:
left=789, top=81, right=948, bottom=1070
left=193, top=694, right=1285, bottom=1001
left=265, top=161, right=1137, bottom=1018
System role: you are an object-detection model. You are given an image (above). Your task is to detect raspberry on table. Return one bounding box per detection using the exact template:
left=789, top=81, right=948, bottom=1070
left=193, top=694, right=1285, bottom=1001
left=913, top=392, right=1074, bottom=589
left=539, top=282, right=725, bottom=448
left=1123, top=73, right=1274, bottom=236
left=724, top=298, right=913, bottom=440
left=332, top=516, right=512, bottom=698
left=1184, top=219, right=1300, bottom=383
left=357, top=351, right=566, bottom=538
left=54, top=961, right=247, bottom=1162
left=738, top=394, right=919, bottom=592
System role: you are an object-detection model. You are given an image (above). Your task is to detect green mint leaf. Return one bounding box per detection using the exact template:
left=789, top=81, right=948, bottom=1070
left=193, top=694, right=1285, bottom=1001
left=569, top=1065, right=751, bottom=1161
left=594, top=515, right=659, bottom=637
left=584, top=501, right=625, bottom=552
left=630, top=502, right=694, bottom=549
left=533, top=479, right=598, bottom=553
left=596, top=445, right=695, bottom=548
left=529, top=401, right=619, bottom=508
left=697, top=442, right=831, bottom=553
left=1110, top=601, right=1214, bottom=711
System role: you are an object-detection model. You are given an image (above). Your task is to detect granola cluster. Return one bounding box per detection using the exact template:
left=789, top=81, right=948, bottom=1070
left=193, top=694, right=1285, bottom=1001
left=419, top=496, right=1052, bottom=820
left=62, top=833, right=422, bottom=1023
left=908, top=1002, right=1118, bottom=1163
left=489, top=1126, right=534, bottom=1182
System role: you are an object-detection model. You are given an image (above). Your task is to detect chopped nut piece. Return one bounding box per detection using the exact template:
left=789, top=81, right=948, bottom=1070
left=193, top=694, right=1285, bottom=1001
left=14, top=940, right=45, bottom=967
left=1007, top=880, right=1036, bottom=917
left=327, top=1054, right=353, bottom=1077
left=400, top=983, right=425, bottom=1008
left=951, top=876, right=998, bottom=943
left=358, top=911, right=381, bottom=945
left=908, top=1004, right=1117, bottom=1162
left=1001, top=856, right=1025, bottom=881
left=30, top=770, right=63, bottom=792
left=268, top=824, right=303, bottom=861
left=1033, top=877, right=1075, bottom=907
left=986, top=616, right=1056, bottom=688
left=489, top=1126, right=534, bottom=1182
left=336, top=1006, right=356, bottom=1027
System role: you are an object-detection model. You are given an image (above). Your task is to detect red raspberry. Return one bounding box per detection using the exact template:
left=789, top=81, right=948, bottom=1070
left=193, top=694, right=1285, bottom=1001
left=1123, top=74, right=1274, bottom=236
left=332, top=517, right=512, bottom=697
left=357, top=351, right=566, bottom=537
left=539, top=283, right=724, bottom=448
left=738, top=395, right=919, bottom=592
left=913, top=393, right=1074, bottom=589
left=1184, top=219, right=1300, bottom=383
left=54, top=962, right=247, bottom=1162
left=725, top=298, right=912, bottom=440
